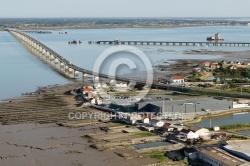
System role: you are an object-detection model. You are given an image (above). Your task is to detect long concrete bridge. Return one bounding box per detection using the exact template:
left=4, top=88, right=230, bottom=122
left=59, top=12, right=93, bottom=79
left=8, top=29, right=149, bottom=85
left=96, top=40, right=250, bottom=47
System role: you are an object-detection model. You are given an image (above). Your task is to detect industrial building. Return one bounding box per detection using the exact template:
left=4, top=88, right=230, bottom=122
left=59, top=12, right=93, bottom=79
left=222, top=140, right=250, bottom=162
left=135, top=97, right=233, bottom=114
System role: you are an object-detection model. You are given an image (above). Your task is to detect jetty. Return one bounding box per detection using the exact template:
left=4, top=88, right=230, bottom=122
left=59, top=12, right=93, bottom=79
left=94, top=40, right=250, bottom=47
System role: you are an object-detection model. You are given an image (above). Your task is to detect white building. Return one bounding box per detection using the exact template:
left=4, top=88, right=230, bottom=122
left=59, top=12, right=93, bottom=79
left=142, top=117, right=150, bottom=124
left=180, top=129, right=199, bottom=139
left=150, top=120, right=164, bottom=127
left=169, top=76, right=185, bottom=84
left=189, top=126, right=210, bottom=137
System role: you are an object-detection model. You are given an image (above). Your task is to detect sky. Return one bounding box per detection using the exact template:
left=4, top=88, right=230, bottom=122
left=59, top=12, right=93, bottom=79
left=0, top=0, right=249, bottom=18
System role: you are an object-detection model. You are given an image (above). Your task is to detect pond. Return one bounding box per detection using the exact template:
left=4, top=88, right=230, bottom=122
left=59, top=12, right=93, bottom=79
left=194, top=112, right=250, bottom=128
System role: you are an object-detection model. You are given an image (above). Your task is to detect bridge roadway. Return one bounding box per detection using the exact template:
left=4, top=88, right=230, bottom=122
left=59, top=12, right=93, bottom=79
left=96, top=40, right=250, bottom=47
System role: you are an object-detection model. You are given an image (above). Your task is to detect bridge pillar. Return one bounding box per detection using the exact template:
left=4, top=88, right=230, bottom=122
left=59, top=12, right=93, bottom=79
left=46, top=51, right=50, bottom=58
left=42, top=48, right=46, bottom=55
left=54, top=58, right=59, bottom=64
left=50, top=54, right=55, bottom=60
left=68, top=68, right=74, bottom=78
left=39, top=46, right=43, bottom=52
left=83, top=73, right=87, bottom=82
left=65, top=65, right=69, bottom=73
left=74, top=71, right=79, bottom=79
left=60, top=62, right=65, bottom=71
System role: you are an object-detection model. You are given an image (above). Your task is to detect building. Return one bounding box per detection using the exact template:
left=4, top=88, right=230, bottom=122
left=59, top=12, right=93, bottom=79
left=211, top=63, right=220, bottom=70
left=150, top=120, right=164, bottom=127
left=163, top=123, right=174, bottom=132
left=229, top=65, right=237, bottom=70
left=222, top=140, right=250, bottom=162
left=180, top=129, right=199, bottom=139
left=189, top=126, right=210, bottom=137
left=135, top=97, right=233, bottom=115
left=169, top=76, right=185, bottom=84
left=82, top=86, right=93, bottom=98
left=203, top=61, right=211, bottom=67
left=193, top=67, right=202, bottom=73
left=197, top=146, right=250, bottom=166
left=213, top=126, right=220, bottom=131
left=141, top=117, right=150, bottom=124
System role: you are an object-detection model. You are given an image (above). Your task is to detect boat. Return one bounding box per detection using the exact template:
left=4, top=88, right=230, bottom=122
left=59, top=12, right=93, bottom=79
left=207, top=32, right=224, bottom=41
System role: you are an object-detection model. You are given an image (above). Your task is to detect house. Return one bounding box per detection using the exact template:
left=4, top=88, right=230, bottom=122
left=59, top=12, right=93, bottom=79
left=211, top=62, right=220, bottom=70
left=124, top=114, right=142, bottom=124
left=211, top=133, right=228, bottom=139
left=141, top=117, right=150, bottom=124
left=180, top=129, right=199, bottom=139
left=193, top=67, right=202, bottom=73
left=235, top=62, right=242, bottom=65
left=163, top=123, right=174, bottom=132
left=203, top=62, right=211, bottom=67
left=189, top=126, right=210, bottom=137
left=229, top=65, right=237, bottom=70
left=169, top=76, right=185, bottom=84
left=82, top=86, right=93, bottom=98
left=150, top=120, right=164, bottom=127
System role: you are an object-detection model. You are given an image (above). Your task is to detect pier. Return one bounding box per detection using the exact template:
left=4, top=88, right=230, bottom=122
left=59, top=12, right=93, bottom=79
left=95, top=40, right=250, bottom=47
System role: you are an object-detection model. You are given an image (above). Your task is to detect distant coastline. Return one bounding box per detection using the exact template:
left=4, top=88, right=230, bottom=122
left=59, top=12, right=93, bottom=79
left=4, top=24, right=249, bottom=31
left=1, top=17, right=249, bottom=31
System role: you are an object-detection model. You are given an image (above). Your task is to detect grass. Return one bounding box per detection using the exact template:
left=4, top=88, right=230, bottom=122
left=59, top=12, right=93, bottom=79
left=146, top=150, right=169, bottom=162
left=133, top=131, right=156, bottom=137
left=220, top=123, right=250, bottom=131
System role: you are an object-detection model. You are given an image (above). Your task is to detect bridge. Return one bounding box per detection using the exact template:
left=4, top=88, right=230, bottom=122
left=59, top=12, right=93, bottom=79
left=8, top=29, right=151, bottom=85
left=95, top=40, right=250, bottom=47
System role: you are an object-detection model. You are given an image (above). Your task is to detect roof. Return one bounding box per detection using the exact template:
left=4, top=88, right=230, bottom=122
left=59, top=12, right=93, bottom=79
left=180, top=129, right=192, bottom=134
left=163, top=123, right=172, bottom=127
left=171, top=76, right=184, bottom=80
left=111, top=99, right=134, bottom=106
left=198, top=146, right=247, bottom=166
left=223, top=140, right=250, bottom=159
left=184, top=147, right=196, bottom=153
left=189, top=126, right=203, bottom=132
left=150, top=119, right=161, bottom=123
